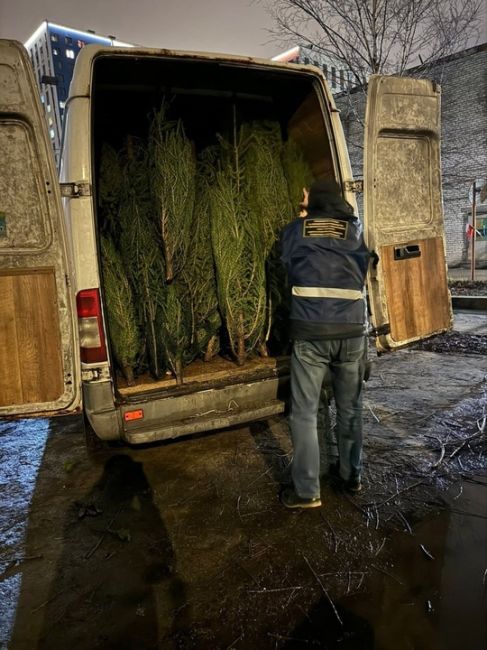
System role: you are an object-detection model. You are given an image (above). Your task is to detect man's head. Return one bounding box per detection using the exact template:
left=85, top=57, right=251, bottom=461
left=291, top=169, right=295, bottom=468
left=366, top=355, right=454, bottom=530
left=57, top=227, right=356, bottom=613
left=307, top=179, right=354, bottom=216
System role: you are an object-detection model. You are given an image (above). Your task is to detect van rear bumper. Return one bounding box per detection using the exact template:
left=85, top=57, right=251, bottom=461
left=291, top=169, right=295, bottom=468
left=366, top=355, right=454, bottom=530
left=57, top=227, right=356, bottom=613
left=124, top=399, right=285, bottom=444
left=84, top=374, right=289, bottom=444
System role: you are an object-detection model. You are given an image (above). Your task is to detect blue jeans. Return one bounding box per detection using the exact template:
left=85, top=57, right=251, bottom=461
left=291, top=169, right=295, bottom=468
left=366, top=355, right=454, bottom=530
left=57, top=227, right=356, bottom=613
left=289, top=337, right=366, bottom=499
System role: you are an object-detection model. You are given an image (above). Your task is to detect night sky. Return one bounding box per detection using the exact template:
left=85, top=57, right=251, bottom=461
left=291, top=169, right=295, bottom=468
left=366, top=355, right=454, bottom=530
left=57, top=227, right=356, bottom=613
left=0, top=0, right=281, bottom=58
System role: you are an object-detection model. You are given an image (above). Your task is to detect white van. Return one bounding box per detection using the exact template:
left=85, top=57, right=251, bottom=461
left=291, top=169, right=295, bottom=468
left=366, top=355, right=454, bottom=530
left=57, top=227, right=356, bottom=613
left=0, top=41, right=452, bottom=443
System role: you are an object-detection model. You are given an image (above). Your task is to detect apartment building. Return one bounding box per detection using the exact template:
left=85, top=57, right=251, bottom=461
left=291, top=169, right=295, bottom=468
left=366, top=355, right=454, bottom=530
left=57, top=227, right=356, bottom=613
left=24, top=21, right=132, bottom=166
left=272, top=45, right=352, bottom=93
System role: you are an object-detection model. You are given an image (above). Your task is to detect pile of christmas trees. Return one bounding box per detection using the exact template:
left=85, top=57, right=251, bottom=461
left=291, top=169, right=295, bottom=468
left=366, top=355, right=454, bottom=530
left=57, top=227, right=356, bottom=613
left=98, top=104, right=313, bottom=385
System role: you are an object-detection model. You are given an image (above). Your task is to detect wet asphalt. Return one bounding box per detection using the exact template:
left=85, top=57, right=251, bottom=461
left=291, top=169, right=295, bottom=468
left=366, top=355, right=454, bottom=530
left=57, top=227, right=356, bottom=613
left=1, top=310, right=486, bottom=649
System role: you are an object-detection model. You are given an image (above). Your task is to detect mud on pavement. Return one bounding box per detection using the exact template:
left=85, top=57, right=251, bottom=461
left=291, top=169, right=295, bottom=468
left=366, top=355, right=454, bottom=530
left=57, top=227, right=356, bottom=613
left=1, top=313, right=486, bottom=650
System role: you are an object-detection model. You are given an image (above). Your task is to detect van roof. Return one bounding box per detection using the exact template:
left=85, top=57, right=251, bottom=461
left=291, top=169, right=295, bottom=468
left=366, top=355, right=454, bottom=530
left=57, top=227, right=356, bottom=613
left=69, top=44, right=327, bottom=98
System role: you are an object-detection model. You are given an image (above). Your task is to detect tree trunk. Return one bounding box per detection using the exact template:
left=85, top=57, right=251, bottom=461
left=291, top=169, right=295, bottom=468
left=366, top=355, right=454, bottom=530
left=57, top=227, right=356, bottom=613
left=175, top=357, right=184, bottom=385
left=236, top=312, right=246, bottom=366
left=122, top=364, right=136, bottom=386
left=204, top=334, right=219, bottom=362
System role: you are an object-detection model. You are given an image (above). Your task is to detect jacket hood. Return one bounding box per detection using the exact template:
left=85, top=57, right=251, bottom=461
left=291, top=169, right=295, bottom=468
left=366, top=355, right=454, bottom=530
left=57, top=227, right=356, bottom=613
left=307, top=179, right=355, bottom=218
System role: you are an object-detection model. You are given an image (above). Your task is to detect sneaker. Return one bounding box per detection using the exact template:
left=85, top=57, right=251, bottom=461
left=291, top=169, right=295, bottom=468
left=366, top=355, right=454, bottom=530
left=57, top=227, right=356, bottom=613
left=280, top=487, right=321, bottom=509
left=345, top=476, right=362, bottom=493
left=329, top=463, right=362, bottom=494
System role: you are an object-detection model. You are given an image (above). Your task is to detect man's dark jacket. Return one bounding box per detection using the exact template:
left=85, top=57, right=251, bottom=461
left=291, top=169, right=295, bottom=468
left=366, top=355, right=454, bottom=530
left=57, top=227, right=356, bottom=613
left=280, top=207, right=370, bottom=340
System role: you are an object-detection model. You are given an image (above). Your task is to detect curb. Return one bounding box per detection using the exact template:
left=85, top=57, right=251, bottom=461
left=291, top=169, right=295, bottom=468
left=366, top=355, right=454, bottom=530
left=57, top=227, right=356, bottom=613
left=451, top=295, right=487, bottom=310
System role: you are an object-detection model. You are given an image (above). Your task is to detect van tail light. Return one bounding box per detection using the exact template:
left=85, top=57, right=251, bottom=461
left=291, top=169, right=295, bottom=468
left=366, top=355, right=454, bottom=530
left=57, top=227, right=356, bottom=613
left=76, top=289, right=107, bottom=363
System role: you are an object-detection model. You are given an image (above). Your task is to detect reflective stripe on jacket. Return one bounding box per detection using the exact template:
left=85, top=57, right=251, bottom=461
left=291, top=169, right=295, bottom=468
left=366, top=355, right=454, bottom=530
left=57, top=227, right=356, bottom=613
left=280, top=213, right=370, bottom=339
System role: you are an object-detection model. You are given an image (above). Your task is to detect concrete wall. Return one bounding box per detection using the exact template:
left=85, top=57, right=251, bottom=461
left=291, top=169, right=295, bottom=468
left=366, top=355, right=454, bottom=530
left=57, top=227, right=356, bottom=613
left=335, top=43, right=487, bottom=267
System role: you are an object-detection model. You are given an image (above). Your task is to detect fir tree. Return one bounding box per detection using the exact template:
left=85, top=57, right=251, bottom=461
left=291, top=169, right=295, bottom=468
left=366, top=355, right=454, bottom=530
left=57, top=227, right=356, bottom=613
left=243, top=121, right=294, bottom=355
left=185, top=148, right=221, bottom=361
left=149, top=104, right=197, bottom=383
left=98, top=143, right=124, bottom=241
left=100, top=236, right=141, bottom=385
left=210, top=119, right=266, bottom=365
left=119, top=139, right=167, bottom=379
left=282, top=138, right=315, bottom=217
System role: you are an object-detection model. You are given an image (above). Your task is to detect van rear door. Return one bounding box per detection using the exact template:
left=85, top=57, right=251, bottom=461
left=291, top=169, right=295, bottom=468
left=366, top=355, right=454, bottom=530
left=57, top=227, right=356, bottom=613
left=364, top=75, right=452, bottom=351
left=0, top=40, right=80, bottom=415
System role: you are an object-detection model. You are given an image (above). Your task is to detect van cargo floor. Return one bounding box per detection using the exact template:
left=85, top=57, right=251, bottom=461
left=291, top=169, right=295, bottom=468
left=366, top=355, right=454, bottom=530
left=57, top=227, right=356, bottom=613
left=116, top=355, right=288, bottom=397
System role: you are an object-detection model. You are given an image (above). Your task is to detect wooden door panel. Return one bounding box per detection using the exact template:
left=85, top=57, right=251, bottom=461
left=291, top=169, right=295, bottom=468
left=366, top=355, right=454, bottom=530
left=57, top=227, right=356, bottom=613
left=381, top=237, right=450, bottom=342
left=0, top=268, right=64, bottom=406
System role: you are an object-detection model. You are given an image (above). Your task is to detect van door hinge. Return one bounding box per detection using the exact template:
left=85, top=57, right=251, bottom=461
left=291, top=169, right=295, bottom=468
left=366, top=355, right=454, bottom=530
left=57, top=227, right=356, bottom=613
left=60, top=182, right=92, bottom=198
left=345, top=180, right=363, bottom=193
left=369, top=323, right=391, bottom=338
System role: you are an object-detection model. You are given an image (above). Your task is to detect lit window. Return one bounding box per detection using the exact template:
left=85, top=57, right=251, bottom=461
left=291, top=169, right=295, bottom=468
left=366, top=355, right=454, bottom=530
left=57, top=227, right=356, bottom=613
left=47, top=104, right=52, bottom=113
left=59, top=101, right=66, bottom=110
left=77, top=40, right=85, bottom=48
left=66, top=49, right=75, bottom=59
left=53, top=48, right=58, bottom=55
left=48, top=117, right=53, bottom=126
left=478, top=216, right=487, bottom=239
left=51, top=34, right=58, bottom=42
left=49, top=128, right=55, bottom=139
left=40, top=94, right=45, bottom=104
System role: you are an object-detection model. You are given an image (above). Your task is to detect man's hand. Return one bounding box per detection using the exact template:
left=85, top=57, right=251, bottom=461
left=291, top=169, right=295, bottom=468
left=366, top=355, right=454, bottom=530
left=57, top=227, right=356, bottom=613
left=299, top=187, right=309, bottom=217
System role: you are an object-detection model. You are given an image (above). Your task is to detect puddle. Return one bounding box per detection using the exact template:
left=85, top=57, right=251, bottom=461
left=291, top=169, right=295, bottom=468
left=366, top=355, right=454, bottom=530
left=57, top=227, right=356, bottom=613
left=328, top=477, right=487, bottom=650
left=437, top=478, right=487, bottom=650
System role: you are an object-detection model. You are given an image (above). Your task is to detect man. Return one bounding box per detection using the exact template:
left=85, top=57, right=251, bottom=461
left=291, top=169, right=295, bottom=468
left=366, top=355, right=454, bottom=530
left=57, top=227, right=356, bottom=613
left=280, top=180, right=370, bottom=509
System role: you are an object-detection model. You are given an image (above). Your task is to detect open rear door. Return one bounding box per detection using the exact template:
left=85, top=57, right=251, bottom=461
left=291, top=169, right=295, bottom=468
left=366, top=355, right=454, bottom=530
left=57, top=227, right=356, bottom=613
left=364, top=75, right=453, bottom=352
left=0, top=40, right=80, bottom=415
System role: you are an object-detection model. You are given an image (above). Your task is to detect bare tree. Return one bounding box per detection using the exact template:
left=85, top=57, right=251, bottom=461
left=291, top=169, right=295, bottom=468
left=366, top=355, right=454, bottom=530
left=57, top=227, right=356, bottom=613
left=263, top=0, right=483, bottom=84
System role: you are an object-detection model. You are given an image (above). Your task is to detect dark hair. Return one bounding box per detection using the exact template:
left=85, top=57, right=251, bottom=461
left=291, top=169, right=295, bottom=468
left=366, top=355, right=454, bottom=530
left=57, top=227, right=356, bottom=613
left=307, top=179, right=354, bottom=217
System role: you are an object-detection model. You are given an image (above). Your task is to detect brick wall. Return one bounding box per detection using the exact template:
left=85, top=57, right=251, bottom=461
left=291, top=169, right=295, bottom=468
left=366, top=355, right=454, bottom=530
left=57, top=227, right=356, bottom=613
left=335, top=43, right=487, bottom=267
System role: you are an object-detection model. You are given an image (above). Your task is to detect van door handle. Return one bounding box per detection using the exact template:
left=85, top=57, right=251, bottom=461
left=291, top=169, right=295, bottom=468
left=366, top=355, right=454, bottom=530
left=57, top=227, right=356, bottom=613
left=394, top=244, right=421, bottom=261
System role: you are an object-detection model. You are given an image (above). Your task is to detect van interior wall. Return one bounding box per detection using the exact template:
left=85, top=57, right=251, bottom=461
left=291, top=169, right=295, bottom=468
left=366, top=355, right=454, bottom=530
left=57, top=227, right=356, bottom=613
left=92, top=55, right=335, bottom=392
